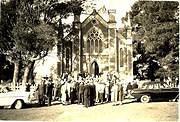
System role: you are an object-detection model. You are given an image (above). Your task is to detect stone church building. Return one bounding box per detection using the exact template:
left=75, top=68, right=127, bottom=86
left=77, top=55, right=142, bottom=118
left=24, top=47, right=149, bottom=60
left=34, top=8, right=133, bottom=81
left=56, top=9, right=133, bottom=80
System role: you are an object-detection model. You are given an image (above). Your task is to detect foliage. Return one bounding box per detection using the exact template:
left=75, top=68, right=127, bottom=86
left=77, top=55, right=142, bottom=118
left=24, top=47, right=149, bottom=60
left=0, top=54, right=14, bottom=81
left=129, top=1, right=179, bottom=80
left=0, top=0, right=17, bottom=53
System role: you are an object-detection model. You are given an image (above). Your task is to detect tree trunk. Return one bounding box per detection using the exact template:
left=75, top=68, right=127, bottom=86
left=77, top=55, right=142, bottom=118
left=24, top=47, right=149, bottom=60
left=12, top=61, right=20, bottom=91
left=22, top=61, right=35, bottom=87
left=58, top=18, right=64, bottom=76
left=29, top=61, right=35, bottom=83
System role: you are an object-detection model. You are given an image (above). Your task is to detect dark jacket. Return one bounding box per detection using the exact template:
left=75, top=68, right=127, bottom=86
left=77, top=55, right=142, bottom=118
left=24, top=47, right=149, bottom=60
left=37, top=83, right=46, bottom=96
left=84, top=84, right=90, bottom=98
left=79, top=83, right=84, bottom=94
left=46, top=83, right=54, bottom=97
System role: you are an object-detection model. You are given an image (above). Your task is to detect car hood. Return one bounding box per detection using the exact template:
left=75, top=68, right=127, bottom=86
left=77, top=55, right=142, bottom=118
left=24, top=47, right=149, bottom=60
left=0, top=90, right=31, bottom=97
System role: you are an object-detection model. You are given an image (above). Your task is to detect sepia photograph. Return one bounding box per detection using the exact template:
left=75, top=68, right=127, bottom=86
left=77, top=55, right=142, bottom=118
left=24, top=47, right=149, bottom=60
left=0, top=0, right=179, bottom=121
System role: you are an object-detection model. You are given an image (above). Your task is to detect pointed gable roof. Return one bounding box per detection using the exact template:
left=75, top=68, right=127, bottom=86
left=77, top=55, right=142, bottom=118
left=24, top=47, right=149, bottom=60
left=82, top=9, right=108, bottom=28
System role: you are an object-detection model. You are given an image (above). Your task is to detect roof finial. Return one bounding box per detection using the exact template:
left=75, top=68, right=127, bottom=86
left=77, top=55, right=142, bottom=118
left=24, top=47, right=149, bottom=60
left=98, top=5, right=106, bottom=14
left=127, top=13, right=131, bottom=27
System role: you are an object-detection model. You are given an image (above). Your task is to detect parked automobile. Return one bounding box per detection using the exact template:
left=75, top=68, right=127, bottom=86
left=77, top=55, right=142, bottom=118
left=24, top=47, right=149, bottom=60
left=131, top=81, right=179, bottom=103
left=0, top=86, right=36, bottom=109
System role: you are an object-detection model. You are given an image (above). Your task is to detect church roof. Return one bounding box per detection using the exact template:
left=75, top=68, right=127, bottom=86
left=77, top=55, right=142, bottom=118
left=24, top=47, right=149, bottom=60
left=82, top=9, right=109, bottom=28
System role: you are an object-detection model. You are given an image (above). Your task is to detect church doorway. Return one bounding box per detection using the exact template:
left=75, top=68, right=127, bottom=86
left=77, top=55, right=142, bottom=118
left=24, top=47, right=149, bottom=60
left=90, top=61, right=99, bottom=77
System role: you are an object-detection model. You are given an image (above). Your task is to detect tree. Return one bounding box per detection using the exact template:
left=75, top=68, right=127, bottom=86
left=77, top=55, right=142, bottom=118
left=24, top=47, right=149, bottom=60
left=0, top=0, right=20, bottom=89
left=128, top=1, right=179, bottom=80
left=12, top=0, right=57, bottom=86
left=0, top=0, right=16, bottom=53
left=1, top=0, right=56, bottom=89
left=1, top=0, right=95, bottom=89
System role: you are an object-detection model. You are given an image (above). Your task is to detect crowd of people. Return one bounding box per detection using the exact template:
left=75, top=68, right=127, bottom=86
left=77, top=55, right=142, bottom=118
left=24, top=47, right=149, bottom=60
left=31, top=73, right=139, bottom=107
left=28, top=72, right=179, bottom=108
left=22, top=76, right=53, bottom=106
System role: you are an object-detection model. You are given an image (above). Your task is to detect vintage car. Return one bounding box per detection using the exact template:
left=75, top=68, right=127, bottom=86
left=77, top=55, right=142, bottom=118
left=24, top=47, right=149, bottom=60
left=0, top=86, right=36, bottom=109
left=131, top=81, right=179, bottom=103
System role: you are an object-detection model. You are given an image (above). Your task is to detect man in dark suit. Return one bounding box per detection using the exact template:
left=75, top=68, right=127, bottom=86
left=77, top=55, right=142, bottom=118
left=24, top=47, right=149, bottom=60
left=90, top=81, right=96, bottom=106
left=46, top=78, right=54, bottom=106
left=84, top=82, right=90, bottom=107
left=118, top=83, right=124, bottom=105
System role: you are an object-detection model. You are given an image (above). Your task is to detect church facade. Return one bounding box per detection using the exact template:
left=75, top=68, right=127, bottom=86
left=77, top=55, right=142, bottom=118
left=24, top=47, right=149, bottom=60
left=56, top=9, right=133, bottom=80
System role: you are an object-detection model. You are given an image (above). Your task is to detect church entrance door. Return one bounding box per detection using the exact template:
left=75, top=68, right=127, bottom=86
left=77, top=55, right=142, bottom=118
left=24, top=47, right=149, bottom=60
left=90, top=61, right=99, bottom=77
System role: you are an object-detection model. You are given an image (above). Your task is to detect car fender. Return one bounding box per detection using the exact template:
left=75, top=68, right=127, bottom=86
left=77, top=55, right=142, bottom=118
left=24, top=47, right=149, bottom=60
left=0, top=91, right=31, bottom=107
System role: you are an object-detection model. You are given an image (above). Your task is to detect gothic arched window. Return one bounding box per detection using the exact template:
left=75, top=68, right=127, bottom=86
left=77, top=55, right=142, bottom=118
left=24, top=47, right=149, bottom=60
left=124, top=47, right=127, bottom=67
left=120, top=48, right=123, bottom=67
left=91, top=39, right=94, bottom=54
left=87, top=28, right=103, bottom=53
left=99, top=39, right=102, bottom=53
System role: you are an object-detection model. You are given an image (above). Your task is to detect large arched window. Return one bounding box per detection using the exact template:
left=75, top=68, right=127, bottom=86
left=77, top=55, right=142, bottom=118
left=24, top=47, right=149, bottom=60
left=87, top=28, right=103, bottom=53
left=124, top=47, right=127, bottom=67
left=99, top=39, right=102, bottom=52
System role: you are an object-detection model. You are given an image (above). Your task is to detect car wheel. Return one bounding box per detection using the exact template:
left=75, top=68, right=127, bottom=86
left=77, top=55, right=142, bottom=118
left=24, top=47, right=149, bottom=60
left=14, top=100, right=23, bottom=109
left=140, top=95, right=150, bottom=103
